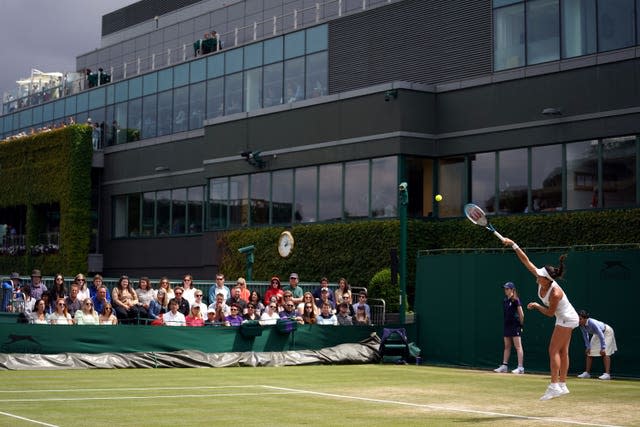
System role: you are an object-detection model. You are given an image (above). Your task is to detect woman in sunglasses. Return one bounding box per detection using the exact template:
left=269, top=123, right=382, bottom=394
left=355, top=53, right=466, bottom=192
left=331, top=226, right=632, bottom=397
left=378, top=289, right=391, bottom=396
left=74, top=298, right=100, bottom=325
left=47, top=298, right=73, bottom=325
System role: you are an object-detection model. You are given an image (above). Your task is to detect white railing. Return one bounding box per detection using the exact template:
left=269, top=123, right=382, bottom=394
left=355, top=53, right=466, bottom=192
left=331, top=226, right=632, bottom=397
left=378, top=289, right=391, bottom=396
left=2, top=0, right=397, bottom=116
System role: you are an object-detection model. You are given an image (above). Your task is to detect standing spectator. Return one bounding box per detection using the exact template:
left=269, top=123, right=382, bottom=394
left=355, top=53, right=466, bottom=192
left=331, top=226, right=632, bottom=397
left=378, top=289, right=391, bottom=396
left=28, top=269, right=47, bottom=301
left=171, top=287, right=190, bottom=316
left=75, top=274, right=90, bottom=303
left=65, top=284, right=83, bottom=317
left=502, top=237, right=579, bottom=401
left=264, top=276, right=283, bottom=305
left=181, top=274, right=196, bottom=306
left=163, top=299, right=186, bottom=326
left=283, top=273, right=304, bottom=304
left=336, top=302, right=353, bottom=325
left=334, top=277, right=351, bottom=305
left=47, top=298, right=73, bottom=325
left=316, top=302, right=338, bottom=325
left=208, top=273, right=230, bottom=303
left=494, top=282, right=525, bottom=374
left=577, top=310, right=617, bottom=380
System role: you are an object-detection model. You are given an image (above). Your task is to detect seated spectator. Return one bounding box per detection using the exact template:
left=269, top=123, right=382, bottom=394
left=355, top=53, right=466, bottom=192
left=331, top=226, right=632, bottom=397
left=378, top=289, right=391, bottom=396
left=74, top=298, right=99, bottom=325
left=148, top=288, right=169, bottom=319
left=301, top=302, right=317, bottom=324
left=47, top=298, right=73, bottom=325
left=225, top=304, right=244, bottom=326
left=74, top=273, right=90, bottom=302
left=283, top=273, right=304, bottom=304
left=186, top=305, right=205, bottom=327
left=264, top=276, right=283, bottom=305
left=248, top=291, right=265, bottom=315
left=279, top=300, right=303, bottom=324
left=163, top=299, right=186, bottom=326
left=92, top=286, right=110, bottom=315
left=65, top=284, right=83, bottom=317
left=112, top=275, right=146, bottom=324
left=208, top=292, right=230, bottom=316
left=315, top=288, right=336, bottom=314
left=158, top=276, right=175, bottom=301
left=181, top=274, right=196, bottom=306
left=192, top=289, right=207, bottom=313
left=99, top=303, right=118, bottom=325
left=49, top=274, right=67, bottom=312
left=353, top=305, right=371, bottom=325
left=21, top=285, right=36, bottom=315
left=316, top=302, right=338, bottom=326
left=136, top=276, right=156, bottom=312
left=341, top=292, right=355, bottom=316
left=243, top=303, right=260, bottom=321
left=29, top=299, right=48, bottom=324
left=312, top=277, right=334, bottom=302
left=226, top=286, right=247, bottom=312
left=205, top=306, right=229, bottom=326
left=259, top=302, right=280, bottom=325
left=297, top=292, right=318, bottom=316
left=208, top=273, right=230, bottom=303
left=336, top=302, right=353, bottom=325
left=334, top=278, right=351, bottom=305
left=171, top=287, right=190, bottom=316
left=89, top=274, right=109, bottom=301
left=353, top=291, right=371, bottom=319
left=236, top=277, right=250, bottom=302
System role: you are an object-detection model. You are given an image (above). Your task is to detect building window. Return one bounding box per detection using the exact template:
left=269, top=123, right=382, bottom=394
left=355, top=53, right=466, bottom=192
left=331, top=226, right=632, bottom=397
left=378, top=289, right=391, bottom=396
left=562, top=0, right=596, bottom=58
left=263, top=62, right=283, bottom=108
left=344, top=160, right=370, bottom=219
left=272, top=169, right=293, bottom=224
left=602, top=136, right=637, bottom=208
left=157, top=90, right=173, bottom=136
left=208, top=177, right=229, bottom=230
left=597, top=0, right=635, bottom=52
left=173, top=86, right=189, bottom=133
left=526, top=0, right=560, bottom=64
left=498, top=148, right=528, bottom=213
left=189, top=82, right=206, bottom=130
left=206, top=78, right=224, bottom=119
left=438, top=157, right=466, bottom=218
left=156, top=190, right=171, bottom=236
left=142, top=192, right=155, bottom=237
left=295, top=166, right=318, bottom=223
left=494, top=2, right=525, bottom=70
left=284, top=57, right=305, bottom=103
left=127, top=98, right=141, bottom=142
left=229, top=175, right=249, bottom=227
left=306, top=52, right=327, bottom=99
left=224, top=72, right=243, bottom=115
left=187, top=186, right=204, bottom=233
left=318, top=163, right=343, bottom=221
left=471, top=152, right=496, bottom=213
left=250, top=172, right=270, bottom=225
left=531, top=144, right=562, bottom=211
left=142, top=94, right=157, bottom=139
left=566, top=140, right=598, bottom=210
left=244, top=68, right=262, bottom=112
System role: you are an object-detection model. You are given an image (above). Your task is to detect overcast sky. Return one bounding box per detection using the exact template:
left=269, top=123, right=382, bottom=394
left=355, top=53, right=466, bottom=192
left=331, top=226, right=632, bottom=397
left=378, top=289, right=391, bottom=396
left=0, top=0, right=136, bottom=98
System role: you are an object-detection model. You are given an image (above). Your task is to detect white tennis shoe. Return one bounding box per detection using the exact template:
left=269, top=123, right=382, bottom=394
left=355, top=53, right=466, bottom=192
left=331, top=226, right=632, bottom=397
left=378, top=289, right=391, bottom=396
left=540, top=383, right=563, bottom=401
left=493, top=364, right=508, bottom=373
left=511, top=367, right=524, bottom=374
left=558, top=382, right=570, bottom=395
left=598, top=373, right=611, bottom=380
left=577, top=371, right=591, bottom=379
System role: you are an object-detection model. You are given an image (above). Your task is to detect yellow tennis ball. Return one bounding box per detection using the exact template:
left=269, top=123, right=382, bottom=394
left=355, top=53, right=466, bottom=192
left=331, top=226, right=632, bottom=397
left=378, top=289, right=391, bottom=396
left=435, top=194, right=443, bottom=202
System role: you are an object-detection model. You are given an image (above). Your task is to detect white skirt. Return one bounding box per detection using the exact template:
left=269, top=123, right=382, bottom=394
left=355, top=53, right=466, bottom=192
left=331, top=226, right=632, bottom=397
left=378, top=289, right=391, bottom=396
left=588, top=325, right=617, bottom=356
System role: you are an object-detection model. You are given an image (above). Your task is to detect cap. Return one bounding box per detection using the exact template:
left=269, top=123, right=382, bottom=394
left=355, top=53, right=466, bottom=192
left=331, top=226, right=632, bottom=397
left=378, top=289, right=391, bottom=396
left=271, top=276, right=281, bottom=284
left=207, top=308, right=216, bottom=314
left=31, top=269, right=42, bottom=277
left=535, top=267, right=553, bottom=281
left=502, top=282, right=515, bottom=289
left=9, top=272, right=20, bottom=280
left=321, top=288, right=328, bottom=293
left=289, top=273, right=298, bottom=279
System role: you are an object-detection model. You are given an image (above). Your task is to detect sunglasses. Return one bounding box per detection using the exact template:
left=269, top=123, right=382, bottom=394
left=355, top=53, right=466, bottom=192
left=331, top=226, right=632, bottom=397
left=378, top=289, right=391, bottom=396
left=85, top=302, right=93, bottom=305
left=195, top=294, right=203, bottom=297
left=269, top=305, right=276, bottom=308
left=175, top=292, right=183, bottom=295
left=285, top=304, right=294, bottom=307
left=305, top=305, right=312, bottom=309
left=193, top=306, right=200, bottom=310
left=58, top=303, right=66, bottom=306
left=230, top=308, right=238, bottom=311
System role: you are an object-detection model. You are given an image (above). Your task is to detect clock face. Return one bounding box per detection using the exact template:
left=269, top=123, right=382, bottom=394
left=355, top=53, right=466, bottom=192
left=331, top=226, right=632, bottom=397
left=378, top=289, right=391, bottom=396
left=278, top=231, right=294, bottom=257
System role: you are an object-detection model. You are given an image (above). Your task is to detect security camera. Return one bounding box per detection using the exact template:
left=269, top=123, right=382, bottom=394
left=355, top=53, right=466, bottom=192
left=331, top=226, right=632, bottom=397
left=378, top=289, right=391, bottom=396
left=398, top=182, right=407, bottom=192
left=238, top=245, right=255, bottom=254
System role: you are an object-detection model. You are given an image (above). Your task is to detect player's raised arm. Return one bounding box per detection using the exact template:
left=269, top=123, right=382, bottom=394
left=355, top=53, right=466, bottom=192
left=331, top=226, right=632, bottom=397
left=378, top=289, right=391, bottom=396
left=502, top=238, right=538, bottom=278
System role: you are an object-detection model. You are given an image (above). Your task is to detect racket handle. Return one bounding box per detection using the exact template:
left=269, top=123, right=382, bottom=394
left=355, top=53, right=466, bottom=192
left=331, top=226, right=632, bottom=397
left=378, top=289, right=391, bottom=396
left=493, top=231, right=506, bottom=242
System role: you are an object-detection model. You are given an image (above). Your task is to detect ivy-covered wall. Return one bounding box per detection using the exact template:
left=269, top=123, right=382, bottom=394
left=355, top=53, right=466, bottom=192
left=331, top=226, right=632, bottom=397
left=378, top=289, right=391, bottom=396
left=220, top=209, right=640, bottom=304
left=0, top=125, right=93, bottom=275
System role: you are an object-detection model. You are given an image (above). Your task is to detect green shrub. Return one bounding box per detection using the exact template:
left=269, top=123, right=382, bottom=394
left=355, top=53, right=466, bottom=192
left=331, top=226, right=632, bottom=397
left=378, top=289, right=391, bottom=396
left=369, top=268, right=400, bottom=312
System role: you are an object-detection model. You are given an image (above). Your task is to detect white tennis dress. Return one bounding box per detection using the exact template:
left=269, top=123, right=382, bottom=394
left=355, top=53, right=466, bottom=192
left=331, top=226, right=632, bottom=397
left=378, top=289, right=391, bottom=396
left=538, top=282, right=579, bottom=328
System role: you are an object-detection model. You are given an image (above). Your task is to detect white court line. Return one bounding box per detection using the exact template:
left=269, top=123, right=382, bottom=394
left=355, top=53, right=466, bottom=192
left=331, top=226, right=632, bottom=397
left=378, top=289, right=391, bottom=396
left=0, top=385, right=253, bottom=394
left=0, top=411, right=59, bottom=427
left=0, top=391, right=296, bottom=403
left=262, top=385, right=624, bottom=427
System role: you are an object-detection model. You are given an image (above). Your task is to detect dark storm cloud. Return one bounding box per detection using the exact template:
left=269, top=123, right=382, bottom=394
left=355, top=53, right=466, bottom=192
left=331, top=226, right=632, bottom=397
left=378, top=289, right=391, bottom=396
left=0, top=0, right=135, bottom=97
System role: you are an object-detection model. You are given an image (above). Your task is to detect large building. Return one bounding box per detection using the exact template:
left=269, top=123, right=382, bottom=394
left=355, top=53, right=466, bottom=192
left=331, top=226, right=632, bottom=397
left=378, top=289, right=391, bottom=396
left=1, top=0, right=639, bottom=277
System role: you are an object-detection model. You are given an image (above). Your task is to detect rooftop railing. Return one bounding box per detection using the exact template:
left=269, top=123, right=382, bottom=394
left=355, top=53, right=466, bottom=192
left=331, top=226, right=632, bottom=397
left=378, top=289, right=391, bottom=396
left=2, top=0, right=398, bottom=115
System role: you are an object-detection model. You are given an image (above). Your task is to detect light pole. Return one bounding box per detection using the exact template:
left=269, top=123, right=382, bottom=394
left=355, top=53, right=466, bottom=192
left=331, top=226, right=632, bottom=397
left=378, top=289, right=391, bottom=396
left=398, top=182, right=408, bottom=323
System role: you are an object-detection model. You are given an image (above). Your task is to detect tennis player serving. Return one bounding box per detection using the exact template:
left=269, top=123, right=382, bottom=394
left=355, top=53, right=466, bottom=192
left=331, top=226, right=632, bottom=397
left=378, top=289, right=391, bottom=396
left=502, top=237, right=579, bottom=401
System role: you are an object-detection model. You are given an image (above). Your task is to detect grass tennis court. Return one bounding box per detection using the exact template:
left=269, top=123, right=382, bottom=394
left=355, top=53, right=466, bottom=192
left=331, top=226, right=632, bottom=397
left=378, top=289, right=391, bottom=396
left=1, top=364, right=638, bottom=426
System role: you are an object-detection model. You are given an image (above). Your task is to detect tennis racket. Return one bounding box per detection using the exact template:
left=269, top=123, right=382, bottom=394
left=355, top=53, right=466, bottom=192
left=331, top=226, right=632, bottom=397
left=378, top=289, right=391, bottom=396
left=464, top=203, right=505, bottom=242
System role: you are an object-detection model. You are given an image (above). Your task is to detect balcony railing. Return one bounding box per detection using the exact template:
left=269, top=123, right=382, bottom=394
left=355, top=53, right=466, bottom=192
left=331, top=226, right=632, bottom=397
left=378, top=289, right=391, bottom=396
left=0, top=233, right=60, bottom=256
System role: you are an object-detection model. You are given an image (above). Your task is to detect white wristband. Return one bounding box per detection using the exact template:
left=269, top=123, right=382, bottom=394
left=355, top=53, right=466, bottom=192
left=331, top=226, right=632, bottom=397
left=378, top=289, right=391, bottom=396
left=512, top=243, right=519, bottom=250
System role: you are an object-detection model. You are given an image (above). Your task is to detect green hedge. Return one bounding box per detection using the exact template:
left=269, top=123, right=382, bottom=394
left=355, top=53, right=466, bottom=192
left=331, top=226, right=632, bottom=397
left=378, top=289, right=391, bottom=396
left=220, top=209, right=640, bottom=307
left=0, top=125, right=93, bottom=275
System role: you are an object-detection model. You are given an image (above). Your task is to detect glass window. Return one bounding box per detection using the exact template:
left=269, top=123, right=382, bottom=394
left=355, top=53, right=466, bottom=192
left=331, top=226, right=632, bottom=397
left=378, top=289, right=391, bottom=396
left=272, top=169, right=293, bottom=224
left=208, top=177, right=229, bottom=229
left=206, top=78, right=224, bottom=119
left=158, top=68, right=173, bottom=92
left=129, top=77, right=143, bottom=99
left=106, top=85, right=115, bottom=105
left=602, top=136, right=636, bottom=208
left=263, top=62, right=283, bottom=107
left=171, top=188, right=187, bottom=234
left=128, top=193, right=141, bottom=237
left=284, top=31, right=305, bottom=59
left=306, top=52, right=327, bottom=99
left=127, top=98, right=142, bottom=142
left=344, top=160, right=370, bottom=219
left=65, top=96, right=76, bottom=117
left=295, top=166, right=317, bottom=223
left=438, top=156, right=465, bottom=218
left=493, top=0, right=521, bottom=6
left=19, top=109, right=32, bottom=129
left=471, top=152, right=496, bottom=213
left=244, top=42, right=263, bottom=70
left=115, top=81, right=128, bottom=103
left=89, top=87, right=105, bottom=110
left=284, top=57, right=305, bottom=103
left=42, top=103, right=53, bottom=123
left=250, top=172, right=270, bottom=225
left=53, top=100, right=65, bottom=120
left=225, top=72, right=243, bottom=115
left=189, top=82, right=206, bottom=130
left=187, top=186, right=204, bottom=233
left=114, top=102, right=127, bottom=144
left=319, top=163, right=342, bottom=221
left=306, top=25, right=328, bottom=53
left=207, top=54, right=225, bottom=78
left=244, top=68, right=262, bottom=112
left=532, top=145, right=562, bottom=211
left=142, top=192, right=155, bottom=237
left=173, top=86, right=189, bottom=133
left=156, top=190, right=171, bottom=236
left=76, top=92, right=89, bottom=113
left=143, top=72, right=158, bottom=96
left=225, top=49, right=243, bottom=74
left=597, top=0, right=635, bottom=52
left=157, top=90, right=173, bottom=136
left=527, top=0, right=560, bottom=65
left=371, top=157, right=398, bottom=218
left=174, top=63, right=189, bottom=87
left=567, top=140, right=598, bottom=210
left=264, top=37, right=283, bottom=64
left=190, top=58, right=206, bottom=83
left=494, top=3, right=525, bottom=70
left=498, top=148, right=528, bottom=213
left=32, top=106, right=42, bottom=125
left=142, top=94, right=157, bottom=139
left=113, top=195, right=127, bottom=238
left=562, top=0, right=596, bottom=58
left=229, top=175, right=249, bottom=227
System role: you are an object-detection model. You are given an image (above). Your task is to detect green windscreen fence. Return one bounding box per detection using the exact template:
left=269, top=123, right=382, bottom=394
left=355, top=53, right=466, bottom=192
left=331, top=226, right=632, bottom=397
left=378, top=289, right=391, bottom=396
left=415, top=246, right=639, bottom=378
